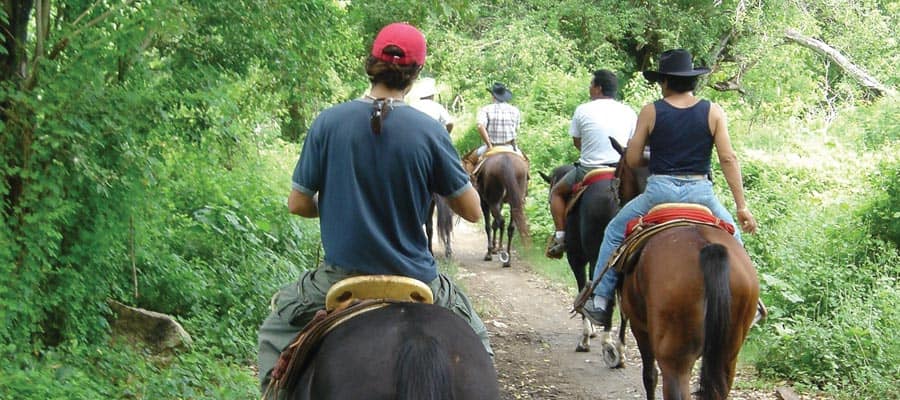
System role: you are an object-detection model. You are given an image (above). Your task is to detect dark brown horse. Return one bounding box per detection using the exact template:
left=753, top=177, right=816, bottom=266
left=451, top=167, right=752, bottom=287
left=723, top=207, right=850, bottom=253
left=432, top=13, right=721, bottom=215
left=475, top=152, right=530, bottom=267
left=284, top=303, right=499, bottom=400
left=540, top=164, right=618, bottom=352
left=426, top=195, right=454, bottom=258
left=605, top=140, right=759, bottom=400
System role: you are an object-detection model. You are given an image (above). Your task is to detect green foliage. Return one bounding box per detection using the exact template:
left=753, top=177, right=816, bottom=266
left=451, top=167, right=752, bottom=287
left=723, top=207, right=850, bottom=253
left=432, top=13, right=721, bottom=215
left=859, top=159, right=900, bottom=248
left=0, top=343, right=257, bottom=399
left=734, top=114, right=899, bottom=397
left=756, top=288, right=899, bottom=397
left=2, top=0, right=334, bottom=395
left=833, top=96, right=900, bottom=149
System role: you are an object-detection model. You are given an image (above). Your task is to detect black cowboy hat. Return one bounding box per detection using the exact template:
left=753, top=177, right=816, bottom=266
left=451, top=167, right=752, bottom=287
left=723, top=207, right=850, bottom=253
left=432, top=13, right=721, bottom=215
left=642, top=49, right=710, bottom=83
left=488, top=82, right=513, bottom=102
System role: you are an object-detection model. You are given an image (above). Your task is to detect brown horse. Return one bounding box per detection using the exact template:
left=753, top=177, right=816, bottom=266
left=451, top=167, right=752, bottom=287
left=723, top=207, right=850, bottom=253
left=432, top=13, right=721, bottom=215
left=606, top=140, right=759, bottom=400
left=475, top=152, right=530, bottom=267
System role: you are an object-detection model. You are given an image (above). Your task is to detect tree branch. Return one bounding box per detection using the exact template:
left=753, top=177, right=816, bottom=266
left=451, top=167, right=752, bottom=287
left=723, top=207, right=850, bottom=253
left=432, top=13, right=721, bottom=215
left=784, top=28, right=896, bottom=97
left=47, top=0, right=136, bottom=61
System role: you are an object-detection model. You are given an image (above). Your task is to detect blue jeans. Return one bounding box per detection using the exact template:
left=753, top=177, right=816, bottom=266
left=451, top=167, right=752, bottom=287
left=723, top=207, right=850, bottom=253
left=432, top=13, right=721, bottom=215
left=591, top=175, right=742, bottom=300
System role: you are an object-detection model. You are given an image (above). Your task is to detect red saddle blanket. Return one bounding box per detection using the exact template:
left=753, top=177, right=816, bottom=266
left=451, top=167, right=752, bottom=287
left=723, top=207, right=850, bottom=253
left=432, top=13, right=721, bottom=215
left=571, top=170, right=615, bottom=193
left=625, top=205, right=735, bottom=237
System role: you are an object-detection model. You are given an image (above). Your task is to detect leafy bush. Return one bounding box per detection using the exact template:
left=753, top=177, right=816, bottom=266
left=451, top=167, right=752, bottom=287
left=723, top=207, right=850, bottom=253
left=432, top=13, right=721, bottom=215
left=859, top=159, right=900, bottom=249
left=0, top=343, right=257, bottom=399
left=735, top=114, right=900, bottom=397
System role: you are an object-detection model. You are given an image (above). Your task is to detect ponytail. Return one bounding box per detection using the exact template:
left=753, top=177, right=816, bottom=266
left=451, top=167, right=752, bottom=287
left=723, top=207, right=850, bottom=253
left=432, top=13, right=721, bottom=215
left=365, top=45, right=420, bottom=135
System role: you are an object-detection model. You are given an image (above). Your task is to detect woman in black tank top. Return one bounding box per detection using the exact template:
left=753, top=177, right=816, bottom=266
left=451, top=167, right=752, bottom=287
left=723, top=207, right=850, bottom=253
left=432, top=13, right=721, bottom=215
left=582, top=48, right=761, bottom=331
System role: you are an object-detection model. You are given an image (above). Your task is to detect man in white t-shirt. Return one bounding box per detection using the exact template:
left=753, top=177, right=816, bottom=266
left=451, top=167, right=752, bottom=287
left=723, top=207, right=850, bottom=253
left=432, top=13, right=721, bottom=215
left=411, top=77, right=454, bottom=133
left=546, top=70, right=637, bottom=258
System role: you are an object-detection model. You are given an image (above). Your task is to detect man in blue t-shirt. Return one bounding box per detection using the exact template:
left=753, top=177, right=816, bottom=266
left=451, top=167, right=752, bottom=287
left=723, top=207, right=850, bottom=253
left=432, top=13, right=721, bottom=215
left=257, top=23, right=490, bottom=394
left=290, top=96, right=471, bottom=283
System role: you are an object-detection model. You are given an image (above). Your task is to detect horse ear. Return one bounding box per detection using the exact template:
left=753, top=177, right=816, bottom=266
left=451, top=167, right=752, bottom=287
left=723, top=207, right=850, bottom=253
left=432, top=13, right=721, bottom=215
left=609, top=137, right=625, bottom=155
left=538, top=171, right=552, bottom=184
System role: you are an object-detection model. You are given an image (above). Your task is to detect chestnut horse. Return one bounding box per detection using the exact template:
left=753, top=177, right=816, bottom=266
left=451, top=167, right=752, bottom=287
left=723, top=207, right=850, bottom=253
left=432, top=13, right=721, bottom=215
left=605, top=140, right=759, bottom=400
left=540, top=164, right=619, bottom=352
left=283, top=303, right=499, bottom=400
left=475, top=152, right=530, bottom=267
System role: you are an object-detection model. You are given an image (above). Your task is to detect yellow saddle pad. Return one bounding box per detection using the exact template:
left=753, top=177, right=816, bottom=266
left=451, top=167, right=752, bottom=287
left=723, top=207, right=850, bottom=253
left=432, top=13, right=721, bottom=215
left=325, top=275, right=434, bottom=312
left=484, top=146, right=518, bottom=157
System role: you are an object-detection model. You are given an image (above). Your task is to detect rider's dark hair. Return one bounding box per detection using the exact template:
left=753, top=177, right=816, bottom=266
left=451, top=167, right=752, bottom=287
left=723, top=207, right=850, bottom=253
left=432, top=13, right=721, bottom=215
left=365, top=45, right=422, bottom=90
left=591, top=70, right=618, bottom=98
left=661, top=75, right=699, bottom=93
left=365, top=45, right=421, bottom=135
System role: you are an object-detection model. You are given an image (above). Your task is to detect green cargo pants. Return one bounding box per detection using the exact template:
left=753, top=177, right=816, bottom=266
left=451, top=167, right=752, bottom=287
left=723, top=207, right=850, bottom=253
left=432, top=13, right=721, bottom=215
left=256, top=263, right=493, bottom=392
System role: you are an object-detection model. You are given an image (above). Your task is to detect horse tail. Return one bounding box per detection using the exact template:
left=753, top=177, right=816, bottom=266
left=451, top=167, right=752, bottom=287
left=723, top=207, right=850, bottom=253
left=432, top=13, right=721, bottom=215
left=435, top=195, right=453, bottom=249
left=396, top=329, right=455, bottom=400
left=501, top=157, right=530, bottom=240
left=699, top=244, right=732, bottom=400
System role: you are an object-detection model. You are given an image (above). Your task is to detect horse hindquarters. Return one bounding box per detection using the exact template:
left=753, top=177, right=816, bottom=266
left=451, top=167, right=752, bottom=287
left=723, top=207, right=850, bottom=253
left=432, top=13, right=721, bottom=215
left=396, top=329, right=455, bottom=400
left=291, top=304, right=499, bottom=400
left=623, top=230, right=709, bottom=400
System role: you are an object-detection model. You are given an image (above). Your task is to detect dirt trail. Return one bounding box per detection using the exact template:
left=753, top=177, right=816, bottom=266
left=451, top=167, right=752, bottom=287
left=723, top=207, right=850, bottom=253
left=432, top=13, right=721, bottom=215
left=436, top=220, right=819, bottom=400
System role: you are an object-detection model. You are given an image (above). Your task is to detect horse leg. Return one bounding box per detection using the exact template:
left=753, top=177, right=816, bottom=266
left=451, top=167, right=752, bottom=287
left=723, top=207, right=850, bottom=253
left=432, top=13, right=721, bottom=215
left=435, top=195, right=454, bottom=258
left=426, top=198, right=436, bottom=255
left=491, top=205, right=504, bottom=255
left=632, top=329, right=659, bottom=400
left=482, top=199, right=493, bottom=261
left=576, top=316, right=592, bottom=352
left=656, top=350, right=693, bottom=400
left=598, top=314, right=627, bottom=369
left=443, top=234, right=453, bottom=259
left=502, top=211, right=514, bottom=268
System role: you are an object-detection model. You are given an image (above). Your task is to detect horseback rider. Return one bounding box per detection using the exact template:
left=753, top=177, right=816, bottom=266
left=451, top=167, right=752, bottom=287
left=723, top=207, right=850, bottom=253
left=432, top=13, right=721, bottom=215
left=581, top=49, right=759, bottom=328
left=257, top=22, right=492, bottom=395
left=546, top=70, right=637, bottom=258
left=410, top=77, right=454, bottom=133
left=463, top=82, right=522, bottom=173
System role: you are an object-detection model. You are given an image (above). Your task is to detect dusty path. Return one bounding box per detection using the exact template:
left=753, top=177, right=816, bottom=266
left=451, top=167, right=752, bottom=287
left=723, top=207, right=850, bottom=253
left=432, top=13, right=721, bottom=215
left=436, top=220, right=822, bottom=400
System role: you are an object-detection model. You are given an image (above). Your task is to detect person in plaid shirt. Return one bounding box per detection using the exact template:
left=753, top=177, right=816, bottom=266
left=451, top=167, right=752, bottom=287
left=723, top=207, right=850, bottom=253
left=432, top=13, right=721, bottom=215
left=476, top=82, right=521, bottom=155
left=463, top=82, right=522, bottom=173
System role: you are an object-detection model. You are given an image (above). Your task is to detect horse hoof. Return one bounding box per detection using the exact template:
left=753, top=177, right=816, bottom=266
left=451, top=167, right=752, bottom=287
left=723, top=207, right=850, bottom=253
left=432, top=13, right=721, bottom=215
left=575, top=344, right=590, bottom=353
left=601, top=341, right=624, bottom=369
left=483, top=254, right=492, bottom=261
left=502, top=262, right=511, bottom=268
left=498, top=251, right=510, bottom=263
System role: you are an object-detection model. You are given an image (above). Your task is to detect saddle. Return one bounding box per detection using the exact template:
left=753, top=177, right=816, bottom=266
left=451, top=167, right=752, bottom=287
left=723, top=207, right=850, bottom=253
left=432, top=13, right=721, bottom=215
left=564, top=167, right=615, bottom=215
left=463, top=145, right=528, bottom=177
left=573, top=203, right=736, bottom=313
left=267, top=276, right=434, bottom=398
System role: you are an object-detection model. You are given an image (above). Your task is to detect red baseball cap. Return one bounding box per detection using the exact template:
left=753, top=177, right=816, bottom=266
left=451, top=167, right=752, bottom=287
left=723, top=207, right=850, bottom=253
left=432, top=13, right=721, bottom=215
left=371, top=23, right=426, bottom=66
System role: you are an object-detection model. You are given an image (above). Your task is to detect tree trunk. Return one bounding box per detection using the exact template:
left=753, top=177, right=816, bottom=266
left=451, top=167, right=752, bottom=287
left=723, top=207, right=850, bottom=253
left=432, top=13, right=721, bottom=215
left=1, top=1, right=34, bottom=224
left=1, top=0, right=34, bottom=84
left=784, top=28, right=896, bottom=97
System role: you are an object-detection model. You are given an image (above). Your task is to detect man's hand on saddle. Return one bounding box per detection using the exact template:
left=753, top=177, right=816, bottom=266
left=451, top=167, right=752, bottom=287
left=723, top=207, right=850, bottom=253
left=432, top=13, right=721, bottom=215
left=737, top=208, right=757, bottom=234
